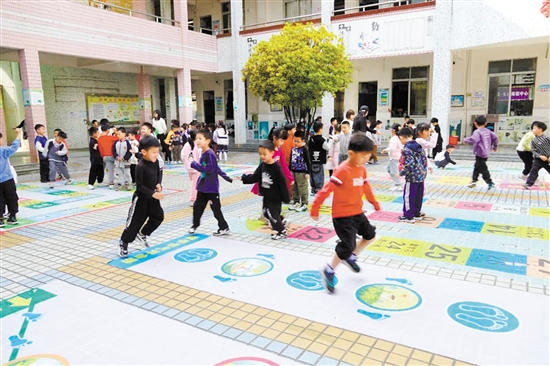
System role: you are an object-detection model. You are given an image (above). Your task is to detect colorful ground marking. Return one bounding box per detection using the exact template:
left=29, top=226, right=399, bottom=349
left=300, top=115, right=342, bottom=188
left=435, top=176, right=472, bottom=185
left=423, top=199, right=459, bottom=209
left=465, top=249, right=527, bottom=275
left=412, top=216, right=444, bottom=228
left=2, top=354, right=70, bottom=366
left=412, top=243, right=472, bottom=265
left=256, top=223, right=303, bottom=235
left=438, top=218, right=485, bottom=233
left=447, top=301, right=519, bottom=333
left=530, top=207, right=550, bottom=217
left=375, top=194, right=399, bottom=203
left=527, top=257, right=550, bottom=278
left=367, top=210, right=401, bottom=223
left=0, top=289, right=56, bottom=318
left=286, top=270, right=338, bottom=291
left=368, top=237, right=424, bottom=256
left=491, top=205, right=529, bottom=215
left=288, top=226, right=335, bottom=243
left=221, top=257, right=274, bottom=277
left=481, top=223, right=522, bottom=237
left=356, top=284, right=422, bottom=311
left=307, top=204, right=332, bottom=215
left=455, top=201, right=493, bottom=211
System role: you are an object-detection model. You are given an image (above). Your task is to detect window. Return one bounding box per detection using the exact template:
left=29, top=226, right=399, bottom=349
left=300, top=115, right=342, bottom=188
left=487, top=58, right=536, bottom=116
left=334, top=0, right=345, bottom=15
left=284, top=0, right=312, bottom=18
left=221, top=2, right=231, bottom=34
left=391, top=66, right=429, bottom=117
left=360, top=0, right=379, bottom=11
left=200, top=16, right=212, bottom=35
left=188, top=19, right=194, bottom=31
left=224, top=79, right=234, bottom=120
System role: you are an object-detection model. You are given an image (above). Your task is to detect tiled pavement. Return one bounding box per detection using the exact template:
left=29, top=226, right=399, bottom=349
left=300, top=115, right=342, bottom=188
left=1, top=152, right=548, bottom=365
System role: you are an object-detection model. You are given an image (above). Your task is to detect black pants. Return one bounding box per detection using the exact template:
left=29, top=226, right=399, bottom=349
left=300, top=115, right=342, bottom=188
left=39, top=159, right=49, bottom=182
left=435, top=159, right=450, bottom=169
left=472, top=156, right=492, bottom=184
left=88, top=161, right=104, bottom=185
left=121, top=194, right=164, bottom=247
left=431, top=145, right=442, bottom=159
left=526, top=158, right=550, bottom=186
left=192, top=191, right=228, bottom=230
left=329, top=170, right=334, bottom=177
left=333, top=214, right=376, bottom=260
left=130, top=164, right=136, bottom=183
left=263, top=198, right=284, bottom=233
left=517, top=150, right=533, bottom=176
left=0, top=178, right=19, bottom=217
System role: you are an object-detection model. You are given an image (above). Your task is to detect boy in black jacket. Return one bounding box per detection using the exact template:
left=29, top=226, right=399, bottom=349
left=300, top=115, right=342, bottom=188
left=308, top=121, right=329, bottom=194
left=289, top=131, right=311, bottom=212
left=237, top=140, right=290, bottom=240
left=119, top=136, right=165, bottom=258
left=87, top=127, right=104, bottom=189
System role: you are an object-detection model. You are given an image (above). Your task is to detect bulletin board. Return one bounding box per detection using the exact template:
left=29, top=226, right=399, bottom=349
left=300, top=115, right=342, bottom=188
left=86, top=94, right=140, bottom=124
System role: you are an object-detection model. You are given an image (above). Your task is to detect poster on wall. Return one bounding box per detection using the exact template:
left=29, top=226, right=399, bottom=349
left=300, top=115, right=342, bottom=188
left=22, top=89, right=31, bottom=106
left=259, top=121, right=269, bottom=139
left=213, top=20, right=220, bottom=34
left=87, top=94, right=140, bottom=123
left=497, top=117, right=533, bottom=144
left=450, top=95, right=464, bottom=107
left=31, top=89, right=44, bottom=105
left=449, top=119, right=462, bottom=142
left=378, top=89, right=389, bottom=106
left=471, top=91, right=485, bottom=107
left=215, top=97, right=223, bottom=112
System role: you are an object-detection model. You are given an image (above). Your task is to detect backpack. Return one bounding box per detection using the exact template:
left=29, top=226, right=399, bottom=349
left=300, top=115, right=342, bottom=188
left=48, top=141, right=68, bottom=162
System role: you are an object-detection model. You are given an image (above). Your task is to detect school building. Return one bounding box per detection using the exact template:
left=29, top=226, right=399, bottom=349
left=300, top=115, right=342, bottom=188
left=1, top=0, right=549, bottom=161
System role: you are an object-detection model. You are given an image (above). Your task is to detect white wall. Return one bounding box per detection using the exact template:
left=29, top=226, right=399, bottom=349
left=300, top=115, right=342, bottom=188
left=0, top=62, right=25, bottom=142
left=41, top=65, right=138, bottom=148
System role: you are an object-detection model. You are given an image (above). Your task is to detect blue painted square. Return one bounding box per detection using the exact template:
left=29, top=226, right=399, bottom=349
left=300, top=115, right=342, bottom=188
left=222, top=328, right=243, bottom=339
left=438, top=218, right=484, bottom=233
left=282, top=346, right=303, bottom=359
left=210, top=324, right=229, bottom=335
left=317, top=356, right=339, bottom=366
left=162, top=308, right=180, bottom=318
left=122, top=295, right=138, bottom=304
left=141, top=302, right=159, bottom=310
left=236, top=331, right=256, bottom=344
left=152, top=305, right=169, bottom=314
left=466, top=249, right=527, bottom=275
left=266, top=341, right=286, bottom=353
left=174, top=312, right=192, bottom=322
left=108, top=234, right=208, bottom=269
left=131, top=298, right=148, bottom=307
left=197, top=319, right=216, bottom=330
left=250, top=336, right=270, bottom=349
left=392, top=196, right=427, bottom=204
left=298, top=351, right=321, bottom=365
left=184, top=315, right=204, bottom=326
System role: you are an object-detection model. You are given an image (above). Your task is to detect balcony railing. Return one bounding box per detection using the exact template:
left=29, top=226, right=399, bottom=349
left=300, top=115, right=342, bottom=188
left=188, top=25, right=232, bottom=36
left=333, top=0, right=435, bottom=16
left=87, top=0, right=179, bottom=26
left=241, top=12, right=322, bottom=32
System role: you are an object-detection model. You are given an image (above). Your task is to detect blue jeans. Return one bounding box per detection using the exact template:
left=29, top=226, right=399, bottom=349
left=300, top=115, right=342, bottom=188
left=310, top=163, right=325, bottom=193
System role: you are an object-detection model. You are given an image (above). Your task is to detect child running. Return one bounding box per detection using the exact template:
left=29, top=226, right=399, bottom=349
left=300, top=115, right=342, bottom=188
left=0, top=128, right=22, bottom=227
left=465, top=116, right=499, bottom=190
left=311, top=134, right=381, bottom=293
left=398, top=127, right=427, bottom=223
left=237, top=140, right=290, bottom=240
left=87, top=127, right=104, bottom=190
left=381, top=123, right=404, bottom=191
left=516, top=124, right=536, bottom=181
left=182, top=129, right=202, bottom=206
left=47, top=130, right=72, bottom=188
left=188, top=130, right=233, bottom=236
left=119, top=135, right=165, bottom=258
left=524, top=121, right=550, bottom=189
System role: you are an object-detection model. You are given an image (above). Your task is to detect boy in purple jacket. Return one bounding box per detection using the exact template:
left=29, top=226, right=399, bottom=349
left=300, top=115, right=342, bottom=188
left=465, top=116, right=499, bottom=190
left=188, top=130, right=233, bottom=236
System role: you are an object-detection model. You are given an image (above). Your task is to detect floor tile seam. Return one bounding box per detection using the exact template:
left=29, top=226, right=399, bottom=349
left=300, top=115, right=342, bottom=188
left=52, top=260, right=470, bottom=365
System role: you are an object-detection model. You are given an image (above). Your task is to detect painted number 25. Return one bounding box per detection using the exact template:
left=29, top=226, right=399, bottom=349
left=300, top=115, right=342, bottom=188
left=424, top=244, right=461, bottom=261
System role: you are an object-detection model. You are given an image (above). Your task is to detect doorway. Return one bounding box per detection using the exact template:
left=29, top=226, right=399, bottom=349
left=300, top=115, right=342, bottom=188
left=158, top=79, right=166, bottom=119
left=358, top=81, right=377, bottom=124
left=334, top=90, right=345, bottom=121
left=203, top=90, right=215, bottom=124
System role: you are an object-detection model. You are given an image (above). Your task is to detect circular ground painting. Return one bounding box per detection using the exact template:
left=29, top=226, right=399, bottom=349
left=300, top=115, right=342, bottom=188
left=356, top=284, right=422, bottom=311
left=447, top=301, right=519, bottom=333
left=2, top=354, right=70, bottom=366
left=221, top=258, right=273, bottom=277
left=286, top=270, right=338, bottom=291
left=214, top=357, right=279, bottom=366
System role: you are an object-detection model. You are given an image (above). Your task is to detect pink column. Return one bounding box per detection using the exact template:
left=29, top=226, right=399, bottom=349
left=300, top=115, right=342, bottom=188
left=173, top=0, right=189, bottom=29
left=132, top=0, right=148, bottom=19
left=19, top=49, right=46, bottom=163
left=176, top=68, right=193, bottom=125
left=137, top=72, right=152, bottom=123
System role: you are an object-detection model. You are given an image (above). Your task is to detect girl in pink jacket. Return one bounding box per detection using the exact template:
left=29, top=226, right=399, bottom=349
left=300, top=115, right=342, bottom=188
left=182, top=129, right=202, bottom=206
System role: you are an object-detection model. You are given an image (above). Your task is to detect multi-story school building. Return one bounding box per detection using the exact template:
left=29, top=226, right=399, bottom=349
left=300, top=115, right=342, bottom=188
left=1, top=0, right=548, bottom=161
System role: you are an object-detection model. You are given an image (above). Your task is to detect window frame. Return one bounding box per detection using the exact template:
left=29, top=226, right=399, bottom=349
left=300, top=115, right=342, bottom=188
left=486, top=58, right=536, bottom=116
left=391, top=66, right=429, bottom=118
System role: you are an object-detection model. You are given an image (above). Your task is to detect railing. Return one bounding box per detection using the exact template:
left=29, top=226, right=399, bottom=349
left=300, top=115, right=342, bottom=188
left=333, top=0, right=434, bottom=16
left=188, top=25, right=232, bottom=36
left=87, top=0, right=179, bottom=26
left=241, top=12, right=322, bottom=32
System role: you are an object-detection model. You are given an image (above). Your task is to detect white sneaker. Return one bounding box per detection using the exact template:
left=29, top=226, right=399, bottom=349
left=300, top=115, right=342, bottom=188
left=88, top=185, right=95, bottom=190
left=49, top=182, right=54, bottom=189
left=390, top=185, right=402, bottom=191
left=65, top=179, right=73, bottom=185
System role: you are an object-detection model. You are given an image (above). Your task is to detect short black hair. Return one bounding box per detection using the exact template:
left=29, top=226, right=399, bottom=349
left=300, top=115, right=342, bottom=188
left=398, top=127, right=414, bottom=138
left=315, top=116, right=322, bottom=121
left=127, top=128, right=137, bottom=136
left=34, top=124, right=44, bottom=131
left=333, top=124, right=341, bottom=133
left=58, top=131, right=68, bottom=139
left=446, top=144, right=455, bottom=149
left=99, top=118, right=109, bottom=125
left=376, top=120, right=383, bottom=126
left=92, top=119, right=98, bottom=124
left=268, top=127, right=288, bottom=141
left=348, top=133, right=373, bottom=152
left=404, top=115, right=410, bottom=119
left=141, top=122, right=153, bottom=132
left=532, top=121, right=547, bottom=132
left=117, top=127, right=126, bottom=134
left=416, top=123, right=430, bottom=134
left=407, top=119, right=415, bottom=125
left=294, top=130, right=305, bottom=140
left=341, top=120, right=350, bottom=127
left=0, top=132, right=3, bottom=138
left=139, top=135, right=160, bottom=151
left=188, top=129, right=197, bottom=141
left=197, top=130, right=212, bottom=141
left=330, top=117, right=338, bottom=124
left=89, top=127, right=98, bottom=136
left=474, top=115, right=487, bottom=126
left=54, top=128, right=62, bottom=133
left=313, top=121, right=324, bottom=133
left=431, top=117, right=439, bottom=123
left=259, top=140, right=275, bottom=151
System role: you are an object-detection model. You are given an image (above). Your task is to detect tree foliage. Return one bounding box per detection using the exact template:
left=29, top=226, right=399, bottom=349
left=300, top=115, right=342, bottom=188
left=242, top=22, right=353, bottom=129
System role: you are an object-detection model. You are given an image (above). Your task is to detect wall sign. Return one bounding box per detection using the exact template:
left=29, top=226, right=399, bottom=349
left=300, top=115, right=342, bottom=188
left=378, top=88, right=389, bottom=106
left=451, top=95, right=464, bottom=107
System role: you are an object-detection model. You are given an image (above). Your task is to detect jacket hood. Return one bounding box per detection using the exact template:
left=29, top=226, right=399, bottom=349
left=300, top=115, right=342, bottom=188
left=405, top=140, right=424, bottom=153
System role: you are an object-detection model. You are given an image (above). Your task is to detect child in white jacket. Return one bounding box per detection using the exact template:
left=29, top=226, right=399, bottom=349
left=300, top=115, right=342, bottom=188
left=182, top=129, right=202, bottom=206
left=415, top=123, right=439, bottom=174
left=325, top=124, right=341, bottom=177
left=382, top=123, right=404, bottom=191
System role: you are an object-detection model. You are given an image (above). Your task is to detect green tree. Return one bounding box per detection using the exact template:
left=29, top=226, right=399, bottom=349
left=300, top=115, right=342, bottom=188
left=242, top=23, right=353, bottom=134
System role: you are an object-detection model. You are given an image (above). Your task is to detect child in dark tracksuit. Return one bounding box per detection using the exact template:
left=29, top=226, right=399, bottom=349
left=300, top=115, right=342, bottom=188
left=119, top=136, right=165, bottom=258
left=188, top=130, right=233, bottom=236
left=308, top=121, right=328, bottom=194
left=289, top=130, right=311, bottom=212
left=239, top=140, right=291, bottom=240
left=398, top=127, right=427, bottom=223
left=434, top=144, right=457, bottom=169
left=88, top=127, right=104, bottom=189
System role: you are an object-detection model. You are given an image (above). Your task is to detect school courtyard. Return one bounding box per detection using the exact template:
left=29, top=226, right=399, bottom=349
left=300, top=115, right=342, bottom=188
left=1, top=151, right=549, bottom=366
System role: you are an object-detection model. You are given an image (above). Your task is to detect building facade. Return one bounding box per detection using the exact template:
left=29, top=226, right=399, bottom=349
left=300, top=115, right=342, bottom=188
left=1, top=0, right=548, bottom=161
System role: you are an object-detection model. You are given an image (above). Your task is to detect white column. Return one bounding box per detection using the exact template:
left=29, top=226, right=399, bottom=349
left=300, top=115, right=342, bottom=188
left=231, top=0, right=247, bottom=145
left=319, top=0, right=335, bottom=136
left=430, top=0, right=453, bottom=144
left=166, top=78, right=178, bottom=122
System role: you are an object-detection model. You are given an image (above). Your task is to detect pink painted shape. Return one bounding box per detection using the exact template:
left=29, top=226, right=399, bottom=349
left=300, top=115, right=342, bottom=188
left=454, top=201, right=493, bottom=211
left=367, top=211, right=401, bottom=223
left=500, top=183, right=549, bottom=191
left=289, top=226, right=335, bottom=243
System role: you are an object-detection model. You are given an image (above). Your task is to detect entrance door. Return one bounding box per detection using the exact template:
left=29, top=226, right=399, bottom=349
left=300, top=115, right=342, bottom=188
left=334, top=90, right=345, bottom=121
left=158, top=79, right=166, bottom=119
left=203, top=91, right=215, bottom=124
left=358, top=81, right=377, bottom=124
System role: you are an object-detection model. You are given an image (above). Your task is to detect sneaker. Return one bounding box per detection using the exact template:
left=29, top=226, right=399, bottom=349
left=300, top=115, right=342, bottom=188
left=398, top=216, right=415, bottom=224
left=65, top=179, right=73, bottom=185
left=115, top=184, right=122, bottom=191
left=519, top=174, right=528, bottom=181
left=271, top=230, right=288, bottom=240
left=88, top=185, right=95, bottom=190
left=413, top=215, right=423, bottom=221
left=0, top=219, right=5, bottom=228
left=213, top=228, right=230, bottom=236
left=321, top=267, right=335, bottom=294
left=109, top=184, right=115, bottom=189
left=49, top=183, right=54, bottom=189
left=372, top=161, right=379, bottom=165
left=390, top=185, right=402, bottom=191
left=188, top=227, right=196, bottom=234
left=298, top=204, right=309, bottom=212
left=7, top=216, right=17, bottom=225
left=282, top=218, right=290, bottom=228
left=126, top=184, right=132, bottom=191
left=416, top=211, right=426, bottom=217
left=467, top=181, right=477, bottom=188
left=288, top=203, right=300, bottom=211
left=487, top=182, right=496, bottom=191
left=135, top=232, right=149, bottom=248
left=344, top=253, right=361, bottom=273
left=118, top=240, right=128, bottom=258
left=523, top=184, right=532, bottom=190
